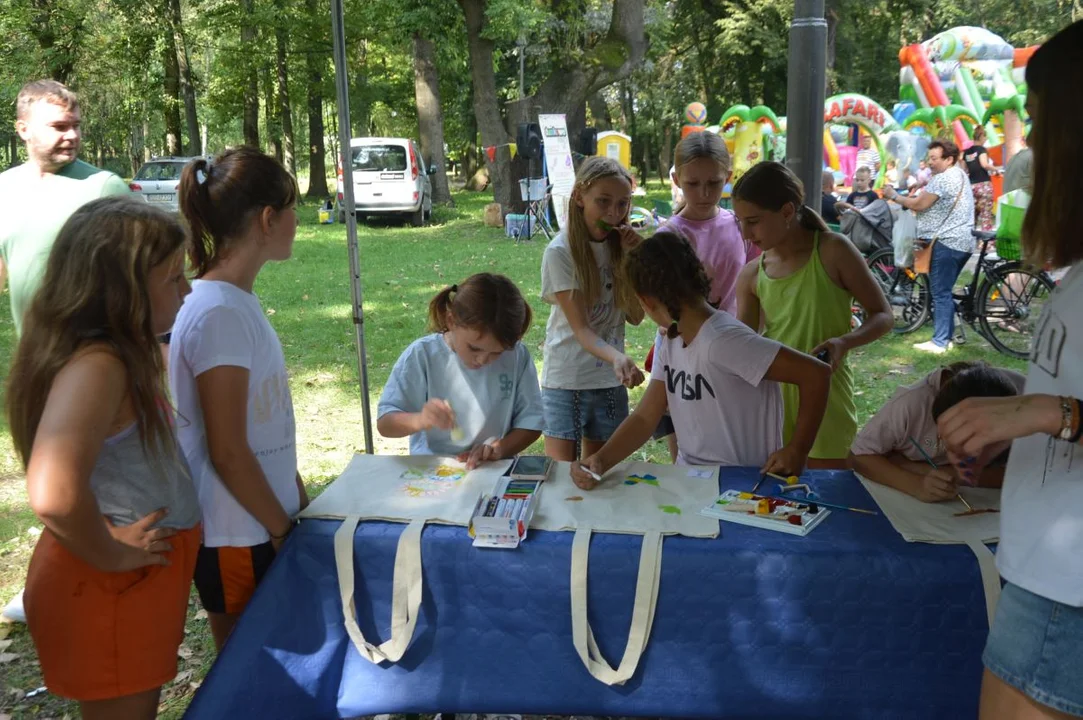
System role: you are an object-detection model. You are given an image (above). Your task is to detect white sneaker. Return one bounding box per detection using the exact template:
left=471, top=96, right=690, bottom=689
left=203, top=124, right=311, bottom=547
left=913, top=340, right=952, bottom=354
left=2, top=589, right=26, bottom=623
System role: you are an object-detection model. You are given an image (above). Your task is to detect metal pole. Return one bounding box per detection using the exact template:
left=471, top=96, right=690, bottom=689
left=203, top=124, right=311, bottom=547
left=331, top=0, right=374, bottom=454
left=785, top=0, right=827, bottom=204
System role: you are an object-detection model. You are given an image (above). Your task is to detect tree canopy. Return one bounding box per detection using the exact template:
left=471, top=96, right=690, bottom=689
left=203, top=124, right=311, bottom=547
left=0, top=0, right=1076, bottom=200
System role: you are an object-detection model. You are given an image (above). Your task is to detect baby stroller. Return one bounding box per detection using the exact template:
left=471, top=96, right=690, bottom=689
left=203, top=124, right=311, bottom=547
left=839, top=198, right=894, bottom=256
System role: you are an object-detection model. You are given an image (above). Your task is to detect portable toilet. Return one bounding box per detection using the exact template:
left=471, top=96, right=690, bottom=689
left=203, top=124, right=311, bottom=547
left=596, top=131, right=632, bottom=170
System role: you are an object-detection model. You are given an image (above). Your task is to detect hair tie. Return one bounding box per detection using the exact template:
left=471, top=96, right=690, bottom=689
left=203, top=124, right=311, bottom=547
left=196, top=161, right=212, bottom=186
left=449, top=284, right=458, bottom=295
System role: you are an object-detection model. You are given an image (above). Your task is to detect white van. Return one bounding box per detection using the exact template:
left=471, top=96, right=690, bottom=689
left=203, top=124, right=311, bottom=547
left=336, top=137, right=433, bottom=226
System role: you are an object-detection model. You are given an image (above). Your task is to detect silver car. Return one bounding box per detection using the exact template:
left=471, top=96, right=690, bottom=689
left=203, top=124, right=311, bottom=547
left=129, top=157, right=192, bottom=212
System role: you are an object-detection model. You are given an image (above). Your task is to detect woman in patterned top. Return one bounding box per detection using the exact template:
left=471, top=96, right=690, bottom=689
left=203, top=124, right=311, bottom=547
left=883, top=140, right=974, bottom=354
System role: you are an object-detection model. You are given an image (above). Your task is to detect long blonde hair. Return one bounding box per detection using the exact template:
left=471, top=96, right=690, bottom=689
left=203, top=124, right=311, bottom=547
left=7, top=196, right=186, bottom=468
left=567, top=156, right=640, bottom=318
left=672, top=132, right=732, bottom=214
left=1021, top=20, right=1083, bottom=268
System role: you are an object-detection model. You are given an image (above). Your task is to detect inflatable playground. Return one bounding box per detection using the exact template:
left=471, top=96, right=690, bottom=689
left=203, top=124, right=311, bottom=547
left=674, top=26, right=1034, bottom=203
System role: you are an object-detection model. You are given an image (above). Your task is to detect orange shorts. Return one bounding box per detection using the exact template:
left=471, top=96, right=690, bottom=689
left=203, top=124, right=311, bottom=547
left=24, top=524, right=200, bottom=701
left=193, top=542, right=276, bottom=615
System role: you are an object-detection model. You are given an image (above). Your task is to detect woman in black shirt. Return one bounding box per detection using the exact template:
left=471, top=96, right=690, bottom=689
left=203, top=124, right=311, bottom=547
left=963, top=126, right=999, bottom=231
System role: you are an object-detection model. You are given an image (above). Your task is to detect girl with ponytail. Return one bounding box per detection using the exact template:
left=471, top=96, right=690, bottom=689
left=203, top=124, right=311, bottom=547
left=377, top=273, right=544, bottom=469
left=172, top=147, right=307, bottom=651
left=569, top=230, right=832, bottom=490
left=733, top=161, right=893, bottom=467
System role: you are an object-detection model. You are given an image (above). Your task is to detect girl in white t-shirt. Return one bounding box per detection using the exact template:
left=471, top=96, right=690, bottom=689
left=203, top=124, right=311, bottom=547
left=541, top=156, right=646, bottom=462
left=570, top=230, right=831, bottom=489
left=173, top=148, right=308, bottom=651
left=937, top=22, right=1083, bottom=720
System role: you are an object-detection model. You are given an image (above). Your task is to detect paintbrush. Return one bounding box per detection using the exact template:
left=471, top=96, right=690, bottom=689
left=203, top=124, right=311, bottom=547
left=907, top=436, right=997, bottom=517
left=765, top=494, right=879, bottom=516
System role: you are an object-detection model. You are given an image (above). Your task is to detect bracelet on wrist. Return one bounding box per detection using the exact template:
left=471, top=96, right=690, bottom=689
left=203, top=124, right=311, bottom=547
left=1068, top=398, right=1083, bottom=444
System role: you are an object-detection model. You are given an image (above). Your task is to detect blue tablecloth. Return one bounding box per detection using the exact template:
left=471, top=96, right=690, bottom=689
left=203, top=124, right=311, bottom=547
left=185, top=468, right=990, bottom=719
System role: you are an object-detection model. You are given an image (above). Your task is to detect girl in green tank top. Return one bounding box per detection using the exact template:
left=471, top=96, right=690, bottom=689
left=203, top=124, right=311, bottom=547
left=733, top=162, right=894, bottom=465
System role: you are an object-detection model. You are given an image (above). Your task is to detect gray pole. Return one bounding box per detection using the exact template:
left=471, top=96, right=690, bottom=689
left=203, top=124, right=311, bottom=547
left=785, top=0, right=827, bottom=203
left=331, top=0, right=374, bottom=455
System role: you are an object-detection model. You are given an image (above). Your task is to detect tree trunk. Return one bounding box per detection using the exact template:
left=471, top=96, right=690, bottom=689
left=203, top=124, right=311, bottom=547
left=162, top=20, right=183, bottom=156
left=352, top=40, right=371, bottom=137
left=528, top=0, right=646, bottom=134
left=276, top=17, right=296, bottom=176
left=241, top=0, right=260, bottom=148
left=412, top=32, right=453, bottom=206
left=458, top=0, right=512, bottom=210
left=587, top=92, right=610, bottom=130
left=660, top=124, right=673, bottom=185
left=825, top=3, right=839, bottom=94
left=265, top=65, right=283, bottom=162
left=130, top=121, right=143, bottom=176
left=168, top=0, right=200, bottom=155
left=622, top=82, right=639, bottom=176
left=143, top=114, right=152, bottom=161
left=462, top=105, right=479, bottom=182
left=304, top=0, right=329, bottom=199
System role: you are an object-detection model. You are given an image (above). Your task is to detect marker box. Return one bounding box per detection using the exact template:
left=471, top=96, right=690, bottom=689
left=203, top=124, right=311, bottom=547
left=469, top=475, right=543, bottom=548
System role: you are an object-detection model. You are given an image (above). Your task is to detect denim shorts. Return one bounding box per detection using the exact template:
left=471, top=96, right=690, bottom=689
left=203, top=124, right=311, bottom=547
left=542, top=386, right=629, bottom=443
left=983, top=580, right=1083, bottom=717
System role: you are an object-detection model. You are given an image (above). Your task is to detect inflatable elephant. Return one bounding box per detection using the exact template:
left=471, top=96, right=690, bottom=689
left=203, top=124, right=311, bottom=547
left=883, top=131, right=930, bottom=180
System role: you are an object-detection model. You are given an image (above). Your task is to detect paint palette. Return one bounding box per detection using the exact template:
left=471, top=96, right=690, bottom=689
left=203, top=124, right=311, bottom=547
left=700, top=490, right=831, bottom=536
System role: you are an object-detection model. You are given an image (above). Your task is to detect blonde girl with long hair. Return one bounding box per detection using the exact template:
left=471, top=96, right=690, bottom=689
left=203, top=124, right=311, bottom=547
left=540, top=156, right=645, bottom=461
left=666, top=131, right=759, bottom=314
left=10, top=196, right=198, bottom=720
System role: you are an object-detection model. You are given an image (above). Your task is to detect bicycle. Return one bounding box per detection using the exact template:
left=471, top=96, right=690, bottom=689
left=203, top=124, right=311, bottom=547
left=865, top=230, right=1055, bottom=359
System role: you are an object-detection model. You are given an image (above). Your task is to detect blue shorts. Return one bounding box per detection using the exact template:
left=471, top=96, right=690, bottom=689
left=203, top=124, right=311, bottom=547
left=542, top=386, right=628, bottom=443
left=983, top=580, right=1083, bottom=717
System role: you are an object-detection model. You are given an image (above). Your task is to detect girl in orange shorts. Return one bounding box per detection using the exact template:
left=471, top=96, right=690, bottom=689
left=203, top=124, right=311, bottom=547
left=7, top=196, right=200, bottom=719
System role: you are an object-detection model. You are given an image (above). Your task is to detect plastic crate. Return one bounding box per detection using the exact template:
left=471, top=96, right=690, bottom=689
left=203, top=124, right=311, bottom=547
left=504, top=213, right=528, bottom=238
left=519, top=178, right=548, bottom=202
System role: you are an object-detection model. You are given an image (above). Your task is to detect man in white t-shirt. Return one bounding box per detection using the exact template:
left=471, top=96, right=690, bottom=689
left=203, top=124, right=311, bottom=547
left=855, top=135, right=881, bottom=175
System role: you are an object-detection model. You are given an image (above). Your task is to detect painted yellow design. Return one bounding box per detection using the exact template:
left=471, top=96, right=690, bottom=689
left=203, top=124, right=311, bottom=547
left=399, top=463, right=466, bottom=498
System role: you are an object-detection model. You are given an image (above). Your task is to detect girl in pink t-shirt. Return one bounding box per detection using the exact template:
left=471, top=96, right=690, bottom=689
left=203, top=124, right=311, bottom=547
left=664, top=131, right=760, bottom=315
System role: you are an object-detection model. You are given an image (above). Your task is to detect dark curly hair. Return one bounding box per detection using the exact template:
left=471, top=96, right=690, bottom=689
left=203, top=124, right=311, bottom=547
left=624, top=230, right=710, bottom=337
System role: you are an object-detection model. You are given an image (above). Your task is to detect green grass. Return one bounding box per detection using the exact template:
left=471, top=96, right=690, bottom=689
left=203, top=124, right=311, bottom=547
left=0, top=186, right=1026, bottom=718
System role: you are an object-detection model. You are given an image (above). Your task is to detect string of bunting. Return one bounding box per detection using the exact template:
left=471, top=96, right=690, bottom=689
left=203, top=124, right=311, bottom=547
left=482, top=144, right=592, bottom=165
left=483, top=142, right=518, bottom=163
